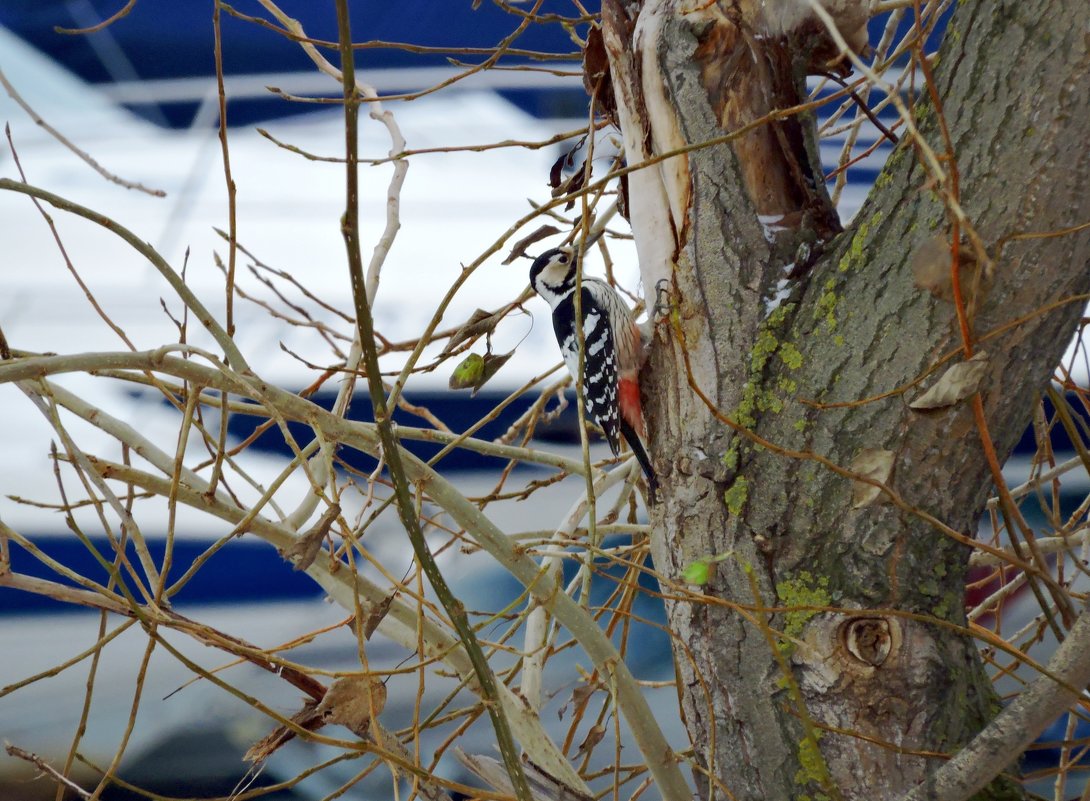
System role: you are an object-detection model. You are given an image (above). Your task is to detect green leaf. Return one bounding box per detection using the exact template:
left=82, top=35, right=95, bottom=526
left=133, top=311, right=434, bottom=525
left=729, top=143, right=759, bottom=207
left=682, top=560, right=711, bottom=585
left=449, top=353, right=485, bottom=390
left=448, top=351, right=513, bottom=396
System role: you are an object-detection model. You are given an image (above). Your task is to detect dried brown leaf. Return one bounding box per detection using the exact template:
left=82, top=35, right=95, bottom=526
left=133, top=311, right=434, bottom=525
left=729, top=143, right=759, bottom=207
left=576, top=724, right=606, bottom=757
left=553, top=168, right=588, bottom=210
left=503, top=224, right=562, bottom=264
left=281, top=502, right=339, bottom=571
left=317, top=675, right=387, bottom=732
left=912, top=234, right=990, bottom=306
left=362, top=591, right=396, bottom=640
left=245, top=675, right=386, bottom=764
left=570, top=680, right=596, bottom=712
left=850, top=448, right=894, bottom=509
left=582, top=25, right=617, bottom=125
left=441, top=309, right=503, bottom=355
left=472, top=352, right=513, bottom=397
left=909, top=352, right=989, bottom=411
left=582, top=26, right=610, bottom=91
left=549, top=148, right=570, bottom=190
left=456, top=749, right=593, bottom=801
left=244, top=701, right=320, bottom=763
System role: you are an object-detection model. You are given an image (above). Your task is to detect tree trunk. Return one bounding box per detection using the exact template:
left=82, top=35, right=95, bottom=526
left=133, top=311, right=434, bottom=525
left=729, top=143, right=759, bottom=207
left=604, top=1, right=1090, bottom=799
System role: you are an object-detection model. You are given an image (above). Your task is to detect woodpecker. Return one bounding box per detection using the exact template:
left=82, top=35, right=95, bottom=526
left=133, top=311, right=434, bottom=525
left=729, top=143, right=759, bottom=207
left=529, top=246, right=658, bottom=500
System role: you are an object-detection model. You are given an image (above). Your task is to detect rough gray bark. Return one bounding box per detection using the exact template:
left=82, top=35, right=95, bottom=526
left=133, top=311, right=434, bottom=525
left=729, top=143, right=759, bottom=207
left=605, top=1, right=1090, bottom=799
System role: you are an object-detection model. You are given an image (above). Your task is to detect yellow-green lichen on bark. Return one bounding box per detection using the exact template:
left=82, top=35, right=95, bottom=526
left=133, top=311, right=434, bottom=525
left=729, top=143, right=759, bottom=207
left=837, top=210, right=883, bottom=273
left=795, top=730, right=834, bottom=801
left=779, top=342, right=804, bottom=369
left=723, top=475, right=749, bottom=515
left=814, top=279, right=841, bottom=331
left=722, top=303, right=804, bottom=468
left=775, top=571, right=831, bottom=655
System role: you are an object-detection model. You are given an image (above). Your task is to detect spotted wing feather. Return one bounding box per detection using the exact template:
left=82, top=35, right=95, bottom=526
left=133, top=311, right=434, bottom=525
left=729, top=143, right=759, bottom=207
left=551, top=287, right=621, bottom=455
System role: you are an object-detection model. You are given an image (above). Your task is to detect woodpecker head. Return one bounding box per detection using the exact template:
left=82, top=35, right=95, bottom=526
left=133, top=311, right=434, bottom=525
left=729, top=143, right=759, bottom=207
left=529, top=246, right=576, bottom=307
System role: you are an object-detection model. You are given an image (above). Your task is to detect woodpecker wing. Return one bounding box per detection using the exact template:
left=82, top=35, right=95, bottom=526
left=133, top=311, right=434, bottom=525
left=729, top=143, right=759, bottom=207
left=551, top=286, right=621, bottom=455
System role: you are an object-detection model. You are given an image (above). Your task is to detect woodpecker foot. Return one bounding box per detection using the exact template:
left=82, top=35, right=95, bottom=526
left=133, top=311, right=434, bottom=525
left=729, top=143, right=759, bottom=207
left=652, top=278, right=673, bottom=319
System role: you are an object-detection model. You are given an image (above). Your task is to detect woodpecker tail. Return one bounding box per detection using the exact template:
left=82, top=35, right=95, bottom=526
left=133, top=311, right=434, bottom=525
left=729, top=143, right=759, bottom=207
left=619, top=417, right=659, bottom=505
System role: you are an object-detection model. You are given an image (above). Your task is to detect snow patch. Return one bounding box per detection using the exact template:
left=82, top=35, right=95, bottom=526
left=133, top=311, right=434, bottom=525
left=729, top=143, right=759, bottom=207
left=763, top=276, right=794, bottom=318
left=757, top=213, right=791, bottom=244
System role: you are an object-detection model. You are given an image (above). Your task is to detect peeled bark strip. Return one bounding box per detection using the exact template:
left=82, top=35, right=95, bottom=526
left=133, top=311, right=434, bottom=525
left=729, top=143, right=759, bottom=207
left=601, top=0, right=685, bottom=292
left=690, top=2, right=846, bottom=239
left=604, top=1, right=1090, bottom=799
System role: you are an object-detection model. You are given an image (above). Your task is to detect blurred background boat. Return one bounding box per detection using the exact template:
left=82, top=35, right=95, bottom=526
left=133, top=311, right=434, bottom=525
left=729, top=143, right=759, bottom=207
left=1, top=3, right=1085, bottom=800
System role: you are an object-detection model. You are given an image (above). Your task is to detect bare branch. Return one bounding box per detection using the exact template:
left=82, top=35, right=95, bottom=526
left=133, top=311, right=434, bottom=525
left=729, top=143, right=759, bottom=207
left=900, top=599, right=1090, bottom=801
left=0, top=70, right=165, bottom=196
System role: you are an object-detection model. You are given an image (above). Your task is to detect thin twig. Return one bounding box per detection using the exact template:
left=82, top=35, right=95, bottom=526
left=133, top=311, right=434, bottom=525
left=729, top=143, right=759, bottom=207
left=4, top=744, right=93, bottom=800
left=0, top=69, right=165, bottom=196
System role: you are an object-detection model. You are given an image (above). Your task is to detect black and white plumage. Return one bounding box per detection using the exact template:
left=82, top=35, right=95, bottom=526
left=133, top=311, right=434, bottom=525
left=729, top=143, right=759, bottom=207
left=529, top=246, right=658, bottom=499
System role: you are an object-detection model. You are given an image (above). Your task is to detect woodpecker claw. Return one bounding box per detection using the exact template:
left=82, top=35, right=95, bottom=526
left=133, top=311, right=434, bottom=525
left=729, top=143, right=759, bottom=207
left=652, top=278, right=673, bottom=319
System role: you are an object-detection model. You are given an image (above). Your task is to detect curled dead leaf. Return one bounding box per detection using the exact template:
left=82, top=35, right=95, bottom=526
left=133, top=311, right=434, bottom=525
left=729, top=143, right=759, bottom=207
left=362, top=591, right=396, bottom=640
left=909, top=351, right=989, bottom=411
left=280, top=502, right=339, bottom=571
left=582, top=25, right=617, bottom=125
left=576, top=724, right=606, bottom=757
left=503, top=224, right=562, bottom=265
left=244, top=700, right=319, bottom=763
left=317, top=675, right=387, bottom=732
left=912, top=234, right=992, bottom=306
left=472, top=353, right=512, bottom=396
left=850, top=448, right=894, bottom=509
left=571, top=680, right=596, bottom=711
left=244, top=675, right=386, bottom=764
left=456, top=749, right=593, bottom=801
left=441, top=308, right=504, bottom=355
left=553, top=168, right=588, bottom=210
left=549, top=146, right=575, bottom=190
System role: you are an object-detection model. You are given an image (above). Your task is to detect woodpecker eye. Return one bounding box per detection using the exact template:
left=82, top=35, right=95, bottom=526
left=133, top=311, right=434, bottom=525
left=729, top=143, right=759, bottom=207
left=558, top=254, right=569, bottom=264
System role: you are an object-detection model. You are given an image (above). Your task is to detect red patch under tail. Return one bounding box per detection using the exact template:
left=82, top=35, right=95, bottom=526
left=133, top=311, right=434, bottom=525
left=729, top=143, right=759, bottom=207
left=618, top=372, right=645, bottom=440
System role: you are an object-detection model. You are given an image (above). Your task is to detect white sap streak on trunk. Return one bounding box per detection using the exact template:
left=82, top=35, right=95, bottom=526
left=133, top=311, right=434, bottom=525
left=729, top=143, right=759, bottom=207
left=601, top=3, right=682, bottom=296
left=636, top=1, right=691, bottom=248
